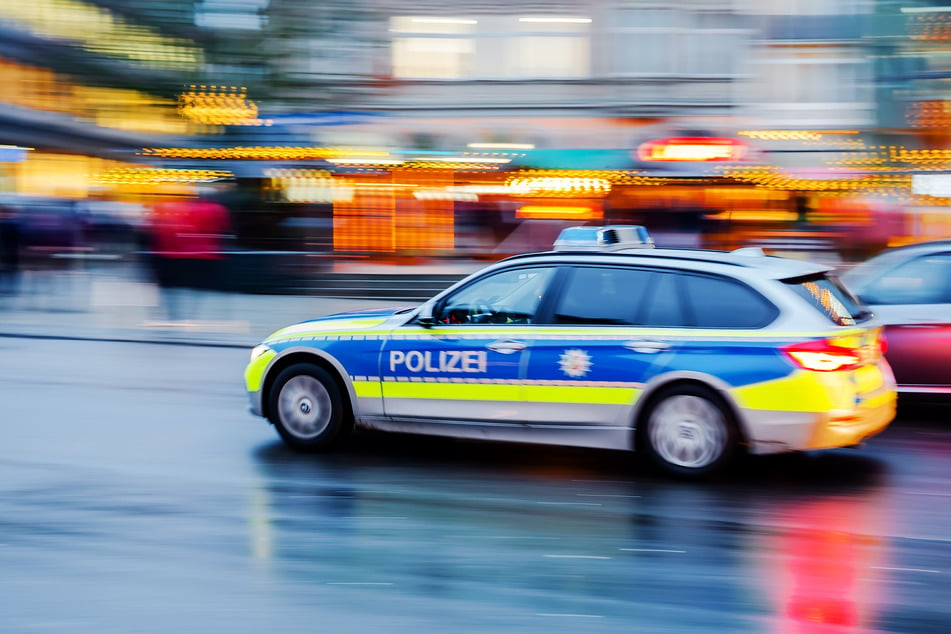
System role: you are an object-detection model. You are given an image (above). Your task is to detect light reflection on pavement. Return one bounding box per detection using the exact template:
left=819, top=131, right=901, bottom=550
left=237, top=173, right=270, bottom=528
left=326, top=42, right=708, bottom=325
left=0, top=337, right=948, bottom=633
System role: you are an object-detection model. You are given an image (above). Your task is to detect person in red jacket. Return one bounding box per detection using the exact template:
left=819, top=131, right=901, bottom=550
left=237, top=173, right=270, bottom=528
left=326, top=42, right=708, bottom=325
left=147, top=187, right=232, bottom=323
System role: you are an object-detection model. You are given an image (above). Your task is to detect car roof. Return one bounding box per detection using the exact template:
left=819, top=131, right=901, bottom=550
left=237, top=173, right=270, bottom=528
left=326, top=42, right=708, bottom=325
left=875, top=239, right=951, bottom=256
left=842, top=239, right=951, bottom=284
left=499, top=247, right=832, bottom=280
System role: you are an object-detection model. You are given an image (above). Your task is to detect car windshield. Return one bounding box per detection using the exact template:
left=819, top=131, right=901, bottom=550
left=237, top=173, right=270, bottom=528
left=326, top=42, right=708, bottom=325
left=784, top=273, right=872, bottom=326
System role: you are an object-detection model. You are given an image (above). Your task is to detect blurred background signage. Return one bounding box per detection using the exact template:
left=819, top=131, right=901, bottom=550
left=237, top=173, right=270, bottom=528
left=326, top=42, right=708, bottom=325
left=636, top=137, right=748, bottom=162
left=912, top=174, right=951, bottom=198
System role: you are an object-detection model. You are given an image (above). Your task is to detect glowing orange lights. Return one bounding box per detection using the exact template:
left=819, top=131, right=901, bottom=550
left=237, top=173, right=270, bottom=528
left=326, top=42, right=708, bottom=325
left=92, top=167, right=233, bottom=185
left=264, top=168, right=353, bottom=204
left=516, top=205, right=601, bottom=220
left=720, top=166, right=911, bottom=193
left=332, top=171, right=455, bottom=253
left=637, top=137, right=747, bottom=162
left=506, top=176, right=611, bottom=197
left=137, top=148, right=510, bottom=172
left=739, top=130, right=860, bottom=141
left=907, top=100, right=951, bottom=129
left=178, top=86, right=261, bottom=126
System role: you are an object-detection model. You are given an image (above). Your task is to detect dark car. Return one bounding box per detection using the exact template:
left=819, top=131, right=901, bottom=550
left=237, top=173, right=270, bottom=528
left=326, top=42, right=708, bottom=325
left=841, top=240, right=951, bottom=394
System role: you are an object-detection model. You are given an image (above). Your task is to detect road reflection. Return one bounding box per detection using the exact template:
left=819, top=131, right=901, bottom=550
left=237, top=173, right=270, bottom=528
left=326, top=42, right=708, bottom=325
left=244, top=433, right=906, bottom=631
left=752, top=491, right=890, bottom=633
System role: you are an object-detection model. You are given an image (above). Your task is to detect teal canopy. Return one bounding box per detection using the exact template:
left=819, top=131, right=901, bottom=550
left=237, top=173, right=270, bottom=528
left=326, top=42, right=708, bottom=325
left=509, top=149, right=638, bottom=171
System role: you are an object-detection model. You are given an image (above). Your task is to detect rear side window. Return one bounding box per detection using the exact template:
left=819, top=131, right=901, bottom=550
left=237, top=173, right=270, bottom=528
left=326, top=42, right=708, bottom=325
left=641, top=271, right=689, bottom=327
left=785, top=274, right=870, bottom=326
left=549, top=266, right=778, bottom=329
left=680, top=274, right=779, bottom=328
left=553, top=266, right=653, bottom=325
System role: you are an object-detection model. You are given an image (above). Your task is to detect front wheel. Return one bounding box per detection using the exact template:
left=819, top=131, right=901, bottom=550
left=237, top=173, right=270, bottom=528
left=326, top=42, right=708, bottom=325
left=268, top=363, right=350, bottom=452
left=640, top=385, right=738, bottom=477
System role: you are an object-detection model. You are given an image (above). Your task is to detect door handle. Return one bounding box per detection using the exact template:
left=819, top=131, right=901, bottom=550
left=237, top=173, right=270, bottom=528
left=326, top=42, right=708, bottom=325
left=624, top=340, right=670, bottom=353
left=487, top=339, right=527, bottom=354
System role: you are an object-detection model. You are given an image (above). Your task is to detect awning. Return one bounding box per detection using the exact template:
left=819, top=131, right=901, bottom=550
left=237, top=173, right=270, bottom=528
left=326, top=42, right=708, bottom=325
left=509, top=149, right=638, bottom=171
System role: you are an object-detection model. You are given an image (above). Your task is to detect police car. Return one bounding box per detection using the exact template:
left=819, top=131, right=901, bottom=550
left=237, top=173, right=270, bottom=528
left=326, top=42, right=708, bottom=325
left=244, top=226, right=896, bottom=477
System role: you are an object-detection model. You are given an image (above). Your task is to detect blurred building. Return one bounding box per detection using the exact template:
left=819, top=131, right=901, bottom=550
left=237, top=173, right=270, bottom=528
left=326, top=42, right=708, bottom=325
left=0, top=0, right=207, bottom=198
left=3, top=1, right=945, bottom=264
left=246, top=0, right=886, bottom=151
left=740, top=1, right=875, bottom=132
left=136, top=0, right=943, bottom=260
left=872, top=1, right=951, bottom=142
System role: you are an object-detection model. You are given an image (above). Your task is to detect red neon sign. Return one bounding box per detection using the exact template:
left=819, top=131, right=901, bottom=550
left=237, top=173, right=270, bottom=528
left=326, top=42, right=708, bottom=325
left=637, top=137, right=747, bottom=162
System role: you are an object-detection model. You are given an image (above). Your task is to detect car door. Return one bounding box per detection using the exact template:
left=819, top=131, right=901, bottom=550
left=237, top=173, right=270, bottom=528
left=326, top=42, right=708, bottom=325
left=522, top=266, right=783, bottom=429
left=381, top=265, right=557, bottom=422
left=857, top=252, right=951, bottom=388
left=521, top=265, right=682, bottom=427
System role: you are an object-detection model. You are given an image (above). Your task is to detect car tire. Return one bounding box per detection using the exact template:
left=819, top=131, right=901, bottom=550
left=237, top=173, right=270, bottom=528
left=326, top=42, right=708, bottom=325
left=268, top=363, right=350, bottom=452
left=639, top=384, right=738, bottom=477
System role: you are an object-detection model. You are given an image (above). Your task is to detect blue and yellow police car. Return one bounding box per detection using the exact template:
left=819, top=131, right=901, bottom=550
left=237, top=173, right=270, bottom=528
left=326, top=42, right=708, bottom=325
left=244, top=226, right=896, bottom=477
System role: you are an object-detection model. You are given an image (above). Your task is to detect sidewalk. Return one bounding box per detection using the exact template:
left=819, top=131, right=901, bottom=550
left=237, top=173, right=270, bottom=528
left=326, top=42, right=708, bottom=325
left=0, top=250, right=847, bottom=349
left=0, top=267, right=411, bottom=348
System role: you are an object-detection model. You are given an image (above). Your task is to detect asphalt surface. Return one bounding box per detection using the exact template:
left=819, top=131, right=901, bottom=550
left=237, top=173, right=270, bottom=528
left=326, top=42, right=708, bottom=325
left=1, top=337, right=950, bottom=633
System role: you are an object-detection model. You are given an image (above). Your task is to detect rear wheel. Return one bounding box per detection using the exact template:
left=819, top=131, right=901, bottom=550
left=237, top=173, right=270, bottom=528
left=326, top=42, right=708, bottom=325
left=268, top=363, right=350, bottom=452
left=640, top=384, right=738, bottom=477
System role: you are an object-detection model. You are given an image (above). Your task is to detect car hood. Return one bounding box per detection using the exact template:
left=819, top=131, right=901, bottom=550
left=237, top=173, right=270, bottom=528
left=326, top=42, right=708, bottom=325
left=264, top=306, right=415, bottom=341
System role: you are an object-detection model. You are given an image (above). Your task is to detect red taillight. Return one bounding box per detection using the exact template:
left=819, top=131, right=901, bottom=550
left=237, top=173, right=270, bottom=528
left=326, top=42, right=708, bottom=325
left=878, top=332, right=888, bottom=356
left=782, top=340, right=862, bottom=372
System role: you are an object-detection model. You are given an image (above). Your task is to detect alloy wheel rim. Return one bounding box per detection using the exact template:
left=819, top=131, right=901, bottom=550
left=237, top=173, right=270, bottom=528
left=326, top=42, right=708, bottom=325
left=278, top=375, right=333, bottom=439
left=649, top=395, right=727, bottom=469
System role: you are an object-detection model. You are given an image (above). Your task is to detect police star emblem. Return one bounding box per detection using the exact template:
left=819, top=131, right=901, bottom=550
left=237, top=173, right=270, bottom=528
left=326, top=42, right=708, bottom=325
left=558, top=348, right=592, bottom=378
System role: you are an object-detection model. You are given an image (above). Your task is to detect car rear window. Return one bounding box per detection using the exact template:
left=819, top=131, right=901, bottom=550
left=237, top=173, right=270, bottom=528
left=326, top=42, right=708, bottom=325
left=784, top=274, right=871, bottom=326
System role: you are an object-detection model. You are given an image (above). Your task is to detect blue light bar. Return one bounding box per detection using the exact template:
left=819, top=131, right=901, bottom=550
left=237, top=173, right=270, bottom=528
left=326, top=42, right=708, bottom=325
left=553, top=225, right=655, bottom=252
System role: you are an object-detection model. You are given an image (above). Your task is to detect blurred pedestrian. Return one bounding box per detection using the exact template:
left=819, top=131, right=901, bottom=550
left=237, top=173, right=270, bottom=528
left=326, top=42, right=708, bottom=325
left=16, top=197, right=87, bottom=309
left=146, top=187, right=232, bottom=323
left=188, top=185, right=233, bottom=293
left=0, top=200, right=21, bottom=297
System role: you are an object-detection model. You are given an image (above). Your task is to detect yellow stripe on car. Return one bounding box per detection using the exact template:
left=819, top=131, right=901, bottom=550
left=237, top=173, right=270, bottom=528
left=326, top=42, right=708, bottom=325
left=522, top=385, right=639, bottom=405
left=382, top=382, right=522, bottom=402
left=732, top=373, right=838, bottom=412
left=352, top=380, right=382, bottom=399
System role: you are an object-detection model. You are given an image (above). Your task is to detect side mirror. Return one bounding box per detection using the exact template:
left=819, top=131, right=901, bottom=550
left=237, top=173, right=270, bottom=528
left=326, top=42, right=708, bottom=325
left=416, top=304, right=436, bottom=328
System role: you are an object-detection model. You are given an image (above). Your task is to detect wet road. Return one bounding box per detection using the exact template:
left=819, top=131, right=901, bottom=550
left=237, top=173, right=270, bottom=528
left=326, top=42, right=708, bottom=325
left=1, top=337, right=949, bottom=633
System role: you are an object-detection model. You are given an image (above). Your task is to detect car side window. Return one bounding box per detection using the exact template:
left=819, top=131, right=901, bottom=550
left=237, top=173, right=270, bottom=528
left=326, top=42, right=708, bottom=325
left=640, top=271, right=690, bottom=327
left=434, top=266, right=555, bottom=325
left=552, top=266, right=653, bottom=325
left=680, top=273, right=779, bottom=328
left=860, top=253, right=951, bottom=305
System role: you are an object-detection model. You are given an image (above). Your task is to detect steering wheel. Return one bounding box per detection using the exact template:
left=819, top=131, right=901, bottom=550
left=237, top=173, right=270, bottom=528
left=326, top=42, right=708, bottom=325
left=468, top=301, right=495, bottom=323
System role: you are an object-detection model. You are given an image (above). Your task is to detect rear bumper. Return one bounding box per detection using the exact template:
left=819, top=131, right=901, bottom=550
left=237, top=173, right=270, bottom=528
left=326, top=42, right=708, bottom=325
left=742, top=390, right=896, bottom=455
left=805, top=393, right=896, bottom=450
left=735, top=358, right=898, bottom=455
